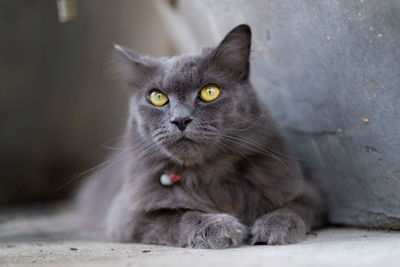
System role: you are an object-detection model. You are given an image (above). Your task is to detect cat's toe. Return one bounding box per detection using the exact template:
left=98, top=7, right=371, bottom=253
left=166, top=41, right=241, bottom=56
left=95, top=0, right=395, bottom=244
left=188, top=214, right=249, bottom=249
left=250, top=208, right=306, bottom=245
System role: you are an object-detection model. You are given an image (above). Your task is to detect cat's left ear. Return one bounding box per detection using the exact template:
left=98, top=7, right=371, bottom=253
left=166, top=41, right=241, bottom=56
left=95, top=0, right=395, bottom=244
left=211, top=24, right=252, bottom=80
left=112, top=44, right=158, bottom=89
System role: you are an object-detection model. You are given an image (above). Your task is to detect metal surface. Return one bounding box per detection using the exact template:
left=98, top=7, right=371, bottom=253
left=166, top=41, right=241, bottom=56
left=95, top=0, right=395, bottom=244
left=158, top=0, right=400, bottom=228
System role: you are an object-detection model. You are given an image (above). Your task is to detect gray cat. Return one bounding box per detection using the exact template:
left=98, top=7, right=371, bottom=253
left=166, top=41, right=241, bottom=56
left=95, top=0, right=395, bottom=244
left=77, top=24, right=325, bottom=248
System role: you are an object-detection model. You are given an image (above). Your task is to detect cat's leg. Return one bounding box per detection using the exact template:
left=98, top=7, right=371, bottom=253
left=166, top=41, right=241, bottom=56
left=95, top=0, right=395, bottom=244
left=250, top=207, right=306, bottom=245
left=250, top=184, right=325, bottom=245
left=107, top=203, right=249, bottom=248
left=180, top=212, right=249, bottom=249
left=105, top=189, right=138, bottom=242
left=135, top=211, right=249, bottom=248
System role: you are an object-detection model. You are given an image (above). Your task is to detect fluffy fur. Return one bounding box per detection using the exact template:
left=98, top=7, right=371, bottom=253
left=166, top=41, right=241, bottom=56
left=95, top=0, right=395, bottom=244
left=77, top=24, right=325, bottom=248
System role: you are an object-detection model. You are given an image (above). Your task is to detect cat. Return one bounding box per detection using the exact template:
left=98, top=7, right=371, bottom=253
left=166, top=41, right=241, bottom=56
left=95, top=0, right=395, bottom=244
left=76, top=24, right=325, bottom=248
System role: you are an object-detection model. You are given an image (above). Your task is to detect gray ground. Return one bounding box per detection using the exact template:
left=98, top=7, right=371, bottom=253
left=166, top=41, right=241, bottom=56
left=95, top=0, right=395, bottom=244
left=0, top=204, right=399, bottom=267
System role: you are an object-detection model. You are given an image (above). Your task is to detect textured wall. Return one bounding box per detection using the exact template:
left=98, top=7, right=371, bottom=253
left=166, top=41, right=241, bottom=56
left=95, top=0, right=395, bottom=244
left=157, top=0, right=400, bottom=228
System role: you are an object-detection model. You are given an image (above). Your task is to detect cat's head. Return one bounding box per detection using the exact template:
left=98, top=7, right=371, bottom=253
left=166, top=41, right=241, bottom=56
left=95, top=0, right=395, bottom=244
left=114, top=24, right=263, bottom=165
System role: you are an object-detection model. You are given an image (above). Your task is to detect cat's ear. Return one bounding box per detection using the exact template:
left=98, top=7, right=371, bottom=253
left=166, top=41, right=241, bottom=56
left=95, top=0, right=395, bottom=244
left=112, top=44, right=158, bottom=89
left=211, top=24, right=252, bottom=80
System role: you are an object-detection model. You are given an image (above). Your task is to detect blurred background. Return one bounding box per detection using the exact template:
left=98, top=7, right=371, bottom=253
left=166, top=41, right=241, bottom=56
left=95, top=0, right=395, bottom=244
left=0, top=0, right=175, bottom=205
left=1, top=0, right=400, bottom=229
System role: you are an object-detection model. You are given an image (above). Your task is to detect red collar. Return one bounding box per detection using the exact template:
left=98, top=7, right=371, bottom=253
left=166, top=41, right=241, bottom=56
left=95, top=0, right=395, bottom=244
left=169, top=174, right=182, bottom=183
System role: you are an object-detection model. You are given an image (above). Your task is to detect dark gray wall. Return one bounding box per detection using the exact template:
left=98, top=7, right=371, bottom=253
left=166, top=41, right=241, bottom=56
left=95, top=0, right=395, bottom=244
left=0, top=0, right=174, bottom=204
left=159, top=0, right=400, bottom=228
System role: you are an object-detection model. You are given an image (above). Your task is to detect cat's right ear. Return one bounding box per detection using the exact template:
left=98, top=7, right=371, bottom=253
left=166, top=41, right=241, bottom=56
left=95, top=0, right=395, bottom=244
left=209, top=24, right=252, bottom=80
left=111, top=44, right=158, bottom=89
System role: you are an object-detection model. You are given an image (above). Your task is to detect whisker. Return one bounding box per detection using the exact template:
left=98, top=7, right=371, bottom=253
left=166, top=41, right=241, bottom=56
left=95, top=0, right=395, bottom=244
left=191, top=120, right=298, bottom=163
left=220, top=133, right=299, bottom=161
left=101, top=145, right=127, bottom=151
left=100, top=134, right=126, bottom=145
left=211, top=133, right=293, bottom=174
left=210, top=139, right=266, bottom=178
left=53, top=149, right=130, bottom=193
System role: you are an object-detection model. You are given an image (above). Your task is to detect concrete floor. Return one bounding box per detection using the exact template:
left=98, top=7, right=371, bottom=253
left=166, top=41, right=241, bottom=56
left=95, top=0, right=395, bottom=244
left=0, top=205, right=399, bottom=267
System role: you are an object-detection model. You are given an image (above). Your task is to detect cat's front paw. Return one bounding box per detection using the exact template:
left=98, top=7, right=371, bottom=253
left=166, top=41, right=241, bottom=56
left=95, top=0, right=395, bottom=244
left=188, top=214, right=249, bottom=249
left=250, top=208, right=306, bottom=245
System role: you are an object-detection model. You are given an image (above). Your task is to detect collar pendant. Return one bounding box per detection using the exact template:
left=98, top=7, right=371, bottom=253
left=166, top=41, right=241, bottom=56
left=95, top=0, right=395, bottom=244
left=160, top=173, right=182, bottom=186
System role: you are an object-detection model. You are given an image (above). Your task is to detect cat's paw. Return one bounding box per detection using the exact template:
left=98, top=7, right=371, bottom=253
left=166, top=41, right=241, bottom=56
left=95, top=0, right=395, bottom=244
left=250, top=208, right=306, bottom=245
left=187, top=214, right=249, bottom=249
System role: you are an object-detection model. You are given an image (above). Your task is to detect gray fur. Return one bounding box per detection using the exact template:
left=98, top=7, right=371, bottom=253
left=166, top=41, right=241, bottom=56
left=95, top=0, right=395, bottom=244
left=76, top=24, right=325, bottom=248
left=250, top=208, right=306, bottom=245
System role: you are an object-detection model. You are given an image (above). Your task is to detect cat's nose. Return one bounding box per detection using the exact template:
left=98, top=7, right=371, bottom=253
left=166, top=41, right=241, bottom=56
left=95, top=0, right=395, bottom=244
left=170, top=117, right=192, bottom=131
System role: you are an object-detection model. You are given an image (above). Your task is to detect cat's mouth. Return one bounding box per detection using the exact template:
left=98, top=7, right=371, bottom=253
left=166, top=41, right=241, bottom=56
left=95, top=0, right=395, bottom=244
left=173, top=136, right=196, bottom=145
left=164, top=131, right=201, bottom=146
left=160, top=134, right=207, bottom=164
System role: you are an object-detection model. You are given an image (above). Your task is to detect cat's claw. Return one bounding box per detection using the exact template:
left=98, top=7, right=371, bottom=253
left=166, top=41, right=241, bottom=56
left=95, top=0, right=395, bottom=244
left=250, top=208, right=306, bottom=245
left=187, top=214, right=249, bottom=249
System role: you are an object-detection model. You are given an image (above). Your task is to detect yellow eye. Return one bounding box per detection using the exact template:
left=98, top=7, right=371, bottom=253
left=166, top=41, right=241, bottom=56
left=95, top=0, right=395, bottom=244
left=200, top=84, right=220, bottom=102
left=149, top=89, right=168, bottom=106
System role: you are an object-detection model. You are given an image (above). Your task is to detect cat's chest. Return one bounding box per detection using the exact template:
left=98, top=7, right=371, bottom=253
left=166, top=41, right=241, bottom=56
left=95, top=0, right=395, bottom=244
left=137, top=163, right=262, bottom=224
left=166, top=169, right=248, bottom=214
